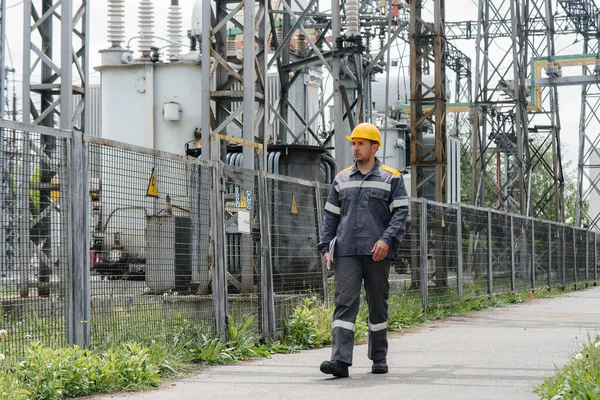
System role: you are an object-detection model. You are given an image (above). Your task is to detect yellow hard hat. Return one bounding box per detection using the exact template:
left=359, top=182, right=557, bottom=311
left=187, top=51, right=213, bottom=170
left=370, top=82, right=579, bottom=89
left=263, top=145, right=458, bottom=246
left=346, top=123, right=382, bottom=146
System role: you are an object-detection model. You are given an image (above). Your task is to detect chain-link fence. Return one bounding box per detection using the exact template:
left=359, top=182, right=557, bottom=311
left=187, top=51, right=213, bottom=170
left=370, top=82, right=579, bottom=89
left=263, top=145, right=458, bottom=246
left=1, top=120, right=599, bottom=358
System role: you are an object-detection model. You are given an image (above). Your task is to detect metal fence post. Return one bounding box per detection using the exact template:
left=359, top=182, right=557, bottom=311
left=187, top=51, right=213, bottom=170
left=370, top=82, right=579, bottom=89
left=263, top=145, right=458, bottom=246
left=531, top=220, right=535, bottom=290
left=420, top=199, right=428, bottom=312
left=314, top=183, right=328, bottom=307
left=561, top=226, right=566, bottom=289
left=547, top=222, right=552, bottom=290
left=456, top=204, right=463, bottom=298
left=487, top=209, right=493, bottom=296
left=594, top=233, right=598, bottom=286
left=585, top=231, right=589, bottom=287
left=573, top=227, right=577, bottom=288
left=67, top=130, right=90, bottom=347
left=257, top=167, right=275, bottom=336
left=211, top=161, right=228, bottom=338
left=510, top=215, right=516, bottom=293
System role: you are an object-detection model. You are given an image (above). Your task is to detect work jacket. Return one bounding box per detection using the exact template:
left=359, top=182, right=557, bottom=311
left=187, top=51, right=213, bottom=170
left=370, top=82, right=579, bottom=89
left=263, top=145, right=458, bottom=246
left=318, top=158, right=409, bottom=259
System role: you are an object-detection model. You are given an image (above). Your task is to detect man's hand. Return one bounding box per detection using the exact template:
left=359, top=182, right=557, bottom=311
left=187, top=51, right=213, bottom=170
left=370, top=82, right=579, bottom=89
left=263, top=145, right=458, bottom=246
left=322, top=252, right=334, bottom=270
left=371, top=240, right=389, bottom=262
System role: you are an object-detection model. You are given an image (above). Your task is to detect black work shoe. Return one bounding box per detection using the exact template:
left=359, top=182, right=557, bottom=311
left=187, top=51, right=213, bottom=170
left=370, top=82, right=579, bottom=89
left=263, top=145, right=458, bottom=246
left=320, top=360, right=349, bottom=378
left=371, top=359, right=388, bottom=374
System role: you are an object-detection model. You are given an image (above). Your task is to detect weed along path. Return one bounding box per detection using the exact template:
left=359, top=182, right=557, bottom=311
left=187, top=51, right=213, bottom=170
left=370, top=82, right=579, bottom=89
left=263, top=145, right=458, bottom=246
left=86, top=287, right=600, bottom=400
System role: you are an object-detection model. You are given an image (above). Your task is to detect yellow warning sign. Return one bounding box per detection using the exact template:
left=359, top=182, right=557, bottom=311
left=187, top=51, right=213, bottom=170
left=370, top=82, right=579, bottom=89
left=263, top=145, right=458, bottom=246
left=50, top=179, right=60, bottom=202
left=146, top=168, right=158, bottom=198
left=291, top=194, right=298, bottom=215
left=240, top=193, right=247, bottom=209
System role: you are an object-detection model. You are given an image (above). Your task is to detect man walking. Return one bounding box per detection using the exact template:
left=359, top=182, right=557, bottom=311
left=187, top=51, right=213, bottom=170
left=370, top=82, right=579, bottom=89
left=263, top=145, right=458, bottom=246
left=318, top=122, right=409, bottom=378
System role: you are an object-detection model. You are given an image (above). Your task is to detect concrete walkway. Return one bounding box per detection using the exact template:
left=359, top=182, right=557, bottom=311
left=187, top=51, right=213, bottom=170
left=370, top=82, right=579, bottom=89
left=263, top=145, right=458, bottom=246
left=88, top=287, right=600, bottom=400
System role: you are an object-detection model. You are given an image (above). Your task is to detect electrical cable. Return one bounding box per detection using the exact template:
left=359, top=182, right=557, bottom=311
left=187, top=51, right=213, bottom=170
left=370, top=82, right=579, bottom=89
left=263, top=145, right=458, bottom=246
left=7, top=1, right=23, bottom=10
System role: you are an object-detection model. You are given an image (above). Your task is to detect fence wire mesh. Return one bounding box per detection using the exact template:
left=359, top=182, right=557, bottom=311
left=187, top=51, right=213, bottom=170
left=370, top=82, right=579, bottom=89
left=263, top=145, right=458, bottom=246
left=0, top=127, right=70, bottom=356
left=389, top=202, right=421, bottom=297
left=222, top=165, right=261, bottom=333
left=489, top=211, right=512, bottom=295
left=550, top=224, right=564, bottom=289
left=534, top=220, right=550, bottom=290
left=564, top=227, right=576, bottom=286
left=424, top=202, right=460, bottom=305
left=267, top=176, right=323, bottom=332
left=88, top=139, right=215, bottom=346
left=575, top=228, right=587, bottom=286
left=592, top=233, right=600, bottom=284
left=461, top=206, right=490, bottom=297
left=512, top=216, right=531, bottom=292
left=3, top=121, right=600, bottom=357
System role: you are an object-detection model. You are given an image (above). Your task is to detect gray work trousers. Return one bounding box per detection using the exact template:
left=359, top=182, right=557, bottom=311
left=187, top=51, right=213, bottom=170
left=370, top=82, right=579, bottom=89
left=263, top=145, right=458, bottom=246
left=331, top=255, right=391, bottom=366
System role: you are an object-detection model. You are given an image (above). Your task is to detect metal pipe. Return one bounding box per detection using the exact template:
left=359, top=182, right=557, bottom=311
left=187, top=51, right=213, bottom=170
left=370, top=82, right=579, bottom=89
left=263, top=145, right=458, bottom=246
left=383, top=0, right=392, bottom=165
left=274, top=151, right=281, bottom=175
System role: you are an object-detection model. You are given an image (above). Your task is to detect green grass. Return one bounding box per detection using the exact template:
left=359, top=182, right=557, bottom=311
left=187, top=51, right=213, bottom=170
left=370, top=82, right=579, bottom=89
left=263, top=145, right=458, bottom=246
left=534, top=334, right=600, bottom=399
left=0, top=285, right=585, bottom=399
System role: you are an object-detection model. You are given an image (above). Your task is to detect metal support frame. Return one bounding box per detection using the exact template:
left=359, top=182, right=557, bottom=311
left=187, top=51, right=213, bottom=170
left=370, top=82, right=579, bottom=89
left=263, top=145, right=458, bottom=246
left=21, top=0, right=88, bottom=297
left=22, top=0, right=87, bottom=129
left=410, top=0, right=447, bottom=203
left=525, top=0, right=564, bottom=222
left=472, top=0, right=530, bottom=216
left=575, top=37, right=600, bottom=230
left=449, top=1, right=564, bottom=221
left=446, top=15, right=577, bottom=40
left=200, top=0, right=268, bottom=169
left=548, top=0, right=600, bottom=230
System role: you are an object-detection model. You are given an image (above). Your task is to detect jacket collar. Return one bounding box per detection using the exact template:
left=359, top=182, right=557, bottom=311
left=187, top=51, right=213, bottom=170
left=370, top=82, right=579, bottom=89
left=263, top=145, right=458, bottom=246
left=350, top=157, right=382, bottom=177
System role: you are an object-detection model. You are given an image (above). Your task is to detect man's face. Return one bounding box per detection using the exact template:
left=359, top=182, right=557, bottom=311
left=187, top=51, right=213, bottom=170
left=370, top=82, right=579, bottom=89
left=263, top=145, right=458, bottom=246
left=351, top=138, right=378, bottom=163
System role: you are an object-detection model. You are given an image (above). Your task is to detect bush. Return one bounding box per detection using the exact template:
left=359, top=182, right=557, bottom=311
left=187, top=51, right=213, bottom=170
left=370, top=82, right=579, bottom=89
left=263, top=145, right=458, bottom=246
left=0, top=341, right=162, bottom=399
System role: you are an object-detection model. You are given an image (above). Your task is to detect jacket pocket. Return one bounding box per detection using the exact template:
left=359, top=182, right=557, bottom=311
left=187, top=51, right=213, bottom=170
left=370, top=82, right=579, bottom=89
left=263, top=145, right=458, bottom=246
left=368, top=188, right=389, bottom=213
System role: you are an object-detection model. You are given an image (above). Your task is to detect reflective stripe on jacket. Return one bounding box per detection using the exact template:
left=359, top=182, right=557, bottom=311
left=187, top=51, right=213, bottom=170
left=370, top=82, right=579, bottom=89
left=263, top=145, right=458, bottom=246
left=318, top=158, right=409, bottom=258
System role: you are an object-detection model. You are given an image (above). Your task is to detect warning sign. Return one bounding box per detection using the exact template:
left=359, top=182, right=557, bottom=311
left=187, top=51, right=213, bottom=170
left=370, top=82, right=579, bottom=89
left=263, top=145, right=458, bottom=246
left=291, top=194, right=298, bottom=215
left=146, top=168, right=158, bottom=198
